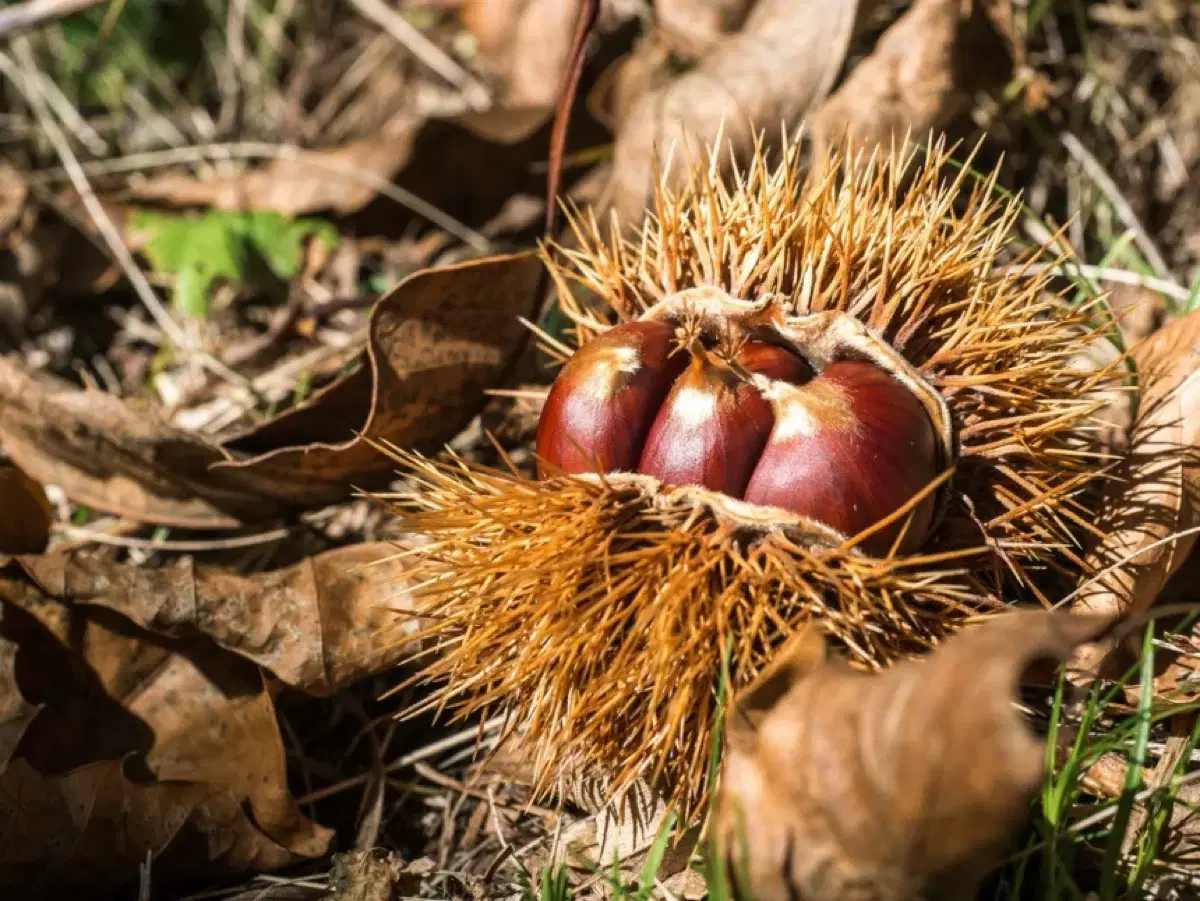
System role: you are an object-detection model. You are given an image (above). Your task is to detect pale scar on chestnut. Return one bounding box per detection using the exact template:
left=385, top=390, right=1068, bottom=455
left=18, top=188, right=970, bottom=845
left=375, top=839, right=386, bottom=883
left=535, top=301, right=943, bottom=556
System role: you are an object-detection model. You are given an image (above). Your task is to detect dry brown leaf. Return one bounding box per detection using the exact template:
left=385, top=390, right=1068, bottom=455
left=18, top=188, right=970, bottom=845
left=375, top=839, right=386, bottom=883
left=653, top=0, right=759, bottom=55
left=810, top=0, right=1020, bottom=156
left=715, top=611, right=1109, bottom=901
left=220, top=251, right=542, bottom=505
left=1072, top=309, right=1200, bottom=658
left=0, top=462, right=50, bottom=554
left=127, top=127, right=418, bottom=217
left=0, top=758, right=265, bottom=892
left=0, top=560, right=334, bottom=892
left=604, top=0, right=874, bottom=227
left=16, top=542, right=417, bottom=696
left=0, top=358, right=253, bottom=528
left=0, top=252, right=542, bottom=524
left=457, top=0, right=581, bottom=139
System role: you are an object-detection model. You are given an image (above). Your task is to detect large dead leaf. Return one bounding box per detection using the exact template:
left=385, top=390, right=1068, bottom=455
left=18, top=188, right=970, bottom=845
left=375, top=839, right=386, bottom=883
left=220, top=251, right=541, bottom=505
left=1072, top=309, right=1200, bottom=660
left=603, top=0, right=874, bottom=227
left=0, top=462, right=50, bottom=554
left=715, top=611, right=1109, bottom=901
left=0, top=560, right=336, bottom=892
left=0, top=359, right=250, bottom=528
left=810, top=0, right=1021, bottom=155
left=15, top=542, right=417, bottom=696
left=0, top=252, right=541, bottom=524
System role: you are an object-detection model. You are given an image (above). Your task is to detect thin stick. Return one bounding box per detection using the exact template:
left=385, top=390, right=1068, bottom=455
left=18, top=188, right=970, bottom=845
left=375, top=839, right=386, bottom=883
left=0, top=44, right=256, bottom=394
left=1061, top=131, right=1176, bottom=283
left=543, top=0, right=600, bottom=247
left=345, top=0, right=489, bottom=110
left=295, top=714, right=508, bottom=805
left=0, top=0, right=102, bottom=38
left=54, top=524, right=291, bottom=552
left=998, top=261, right=1195, bottom=305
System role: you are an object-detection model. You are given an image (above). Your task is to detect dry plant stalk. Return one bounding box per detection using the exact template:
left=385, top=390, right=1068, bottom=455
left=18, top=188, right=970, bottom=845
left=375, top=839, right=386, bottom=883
left=386, top=137, right=1118, bottom=822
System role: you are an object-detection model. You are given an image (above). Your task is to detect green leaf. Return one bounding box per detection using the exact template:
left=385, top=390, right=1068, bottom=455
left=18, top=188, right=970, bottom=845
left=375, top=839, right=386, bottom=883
left=634, top=812, right=676, bottom=901
left=129, top=209, right=338, bottom=319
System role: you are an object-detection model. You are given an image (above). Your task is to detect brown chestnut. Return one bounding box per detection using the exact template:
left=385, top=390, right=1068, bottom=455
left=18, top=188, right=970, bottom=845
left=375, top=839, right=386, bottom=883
left=743, top=360, right=938, bottom=554
left=536, top=320, right=687, bottom=477
left=536, top=322, right=937, bottom=556
left=637, top=341, right=812, bottom=497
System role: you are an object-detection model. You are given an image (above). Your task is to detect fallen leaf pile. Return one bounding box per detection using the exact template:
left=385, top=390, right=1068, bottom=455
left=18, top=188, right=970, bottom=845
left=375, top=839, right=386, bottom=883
left=0, top=542, right=415, bottom=894
left=598, top=0, right=1022, bottom=229
left=0, top=542, right=417, bottom=897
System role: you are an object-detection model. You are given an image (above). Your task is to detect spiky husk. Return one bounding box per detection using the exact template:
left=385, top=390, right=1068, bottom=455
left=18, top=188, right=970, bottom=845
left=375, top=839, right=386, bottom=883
left=388, top=138, right=1118, bottom=823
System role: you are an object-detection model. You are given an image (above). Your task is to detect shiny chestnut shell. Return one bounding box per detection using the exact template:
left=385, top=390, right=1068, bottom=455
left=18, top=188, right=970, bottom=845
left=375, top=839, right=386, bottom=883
left=536, top=322, right=939, bottom=555
left=743, top=360, right=939, bottom=554
left=535, top=320, right=686, bottom=477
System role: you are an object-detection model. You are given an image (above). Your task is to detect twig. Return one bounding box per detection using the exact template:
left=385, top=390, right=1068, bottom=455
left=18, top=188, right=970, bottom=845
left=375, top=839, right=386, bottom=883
left=543, top=0, right=600, bottom=246
left=28, top=141, right=492, bottom=253
left=1061, top=131, right=1177, bottom=283
left=0, top=0, right=102, bottom=38
left=53, top=524, right=292, bottom=552
left=998, top=261, right=1195, bottom=305
left=344, top=0, right=490, bottom=110
left=499, top=0, right=600, bottom=377
left=0, top=44, right=257, bottom=395
left=412, top=760, right=558, bottom=818
left=296, top=714, right=508, bottom=805
left=22, top=64, right=106, bottom=155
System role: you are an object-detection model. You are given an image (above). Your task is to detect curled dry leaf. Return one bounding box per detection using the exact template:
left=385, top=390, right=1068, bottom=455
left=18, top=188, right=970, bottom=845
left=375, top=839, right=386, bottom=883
left=603, top=0, right=871, bottom=227
left=1072, top=309, right=1200, bottom=664
left=221, top=251, right=541, bottom=506
left=810, top=0, right=1021, bottom=156
left=0, top=557, right=336, bottom=892
left=15, top=542, right=417, bottom=696
left=0, top=462, right=50, bottom=554
left=0, top=252, right=541, bottom=524
left=715, top=611, right=1110, bottom=901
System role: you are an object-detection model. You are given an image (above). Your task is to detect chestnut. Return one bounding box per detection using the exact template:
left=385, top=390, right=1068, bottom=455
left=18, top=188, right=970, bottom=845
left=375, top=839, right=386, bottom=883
left=537, top=321, right=937, bottom=556
left=743, top=360, right=939, bottom=554
left=535, top=320, right=687, bottom=477
left=638, top=341, right=811, bottom=497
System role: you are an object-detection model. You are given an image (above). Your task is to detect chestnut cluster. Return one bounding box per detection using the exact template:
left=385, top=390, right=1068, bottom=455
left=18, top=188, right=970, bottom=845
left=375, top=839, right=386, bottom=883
left=535, top=319, right=938, bottom=555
